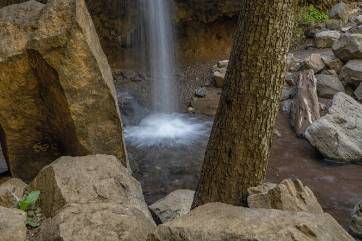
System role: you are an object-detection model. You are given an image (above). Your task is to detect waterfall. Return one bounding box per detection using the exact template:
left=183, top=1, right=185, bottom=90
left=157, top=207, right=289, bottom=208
left=140, top=0, right=177, bottom=113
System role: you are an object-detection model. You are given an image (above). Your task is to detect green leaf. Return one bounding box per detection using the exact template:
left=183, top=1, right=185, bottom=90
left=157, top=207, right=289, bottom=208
left=18, top=191, right=40, bottom=211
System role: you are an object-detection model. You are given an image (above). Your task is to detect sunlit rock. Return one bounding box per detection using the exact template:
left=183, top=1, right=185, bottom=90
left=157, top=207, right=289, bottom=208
left=0, top=178, right=26, bottom=208
left=0, top=206, right=27, bottom=241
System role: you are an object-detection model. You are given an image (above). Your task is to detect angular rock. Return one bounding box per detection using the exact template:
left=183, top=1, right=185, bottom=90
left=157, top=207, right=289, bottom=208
left=355, top=83, right=362, bottom=100
left=315, top=30, right=341, bottom=48
left=321, top=53, right=344, bottom=73
left=350, top=201, right=362, bottom=239
left=305, top=93, right=362, bottom=163
left=0, top=0, right=128, bottom=181
left=287, top=53, right=303, bottom=72
left=330, top=2, right=351, bottom=24
left=350, top=25, right=362, bottom=34
left=0, top=206, right=27, bottom=241
left=150, top=190, right=195, bottom=224
left=340, top=60, right=362, bottom=86
left=281, top=85, right=297, bottom=101
left=316, top=73, right=345, bottom=98
left=31, top=155, right=152, bottom=220
left=147, top=203, right=354, bottom=241
left=354, top=15, right=362, bottom=25
left=39, top=203, right=155, bottom=241
left=0, top=178, right=26, bottom=208
left=325, top=19, right=342, bottom=31
left=248, top=179, right=323, bottom=214
left=291, top=70, right=321, bottom=136
left=333, top=34, right=362, bottom=61
left=304, top=54, right=325, bottom=73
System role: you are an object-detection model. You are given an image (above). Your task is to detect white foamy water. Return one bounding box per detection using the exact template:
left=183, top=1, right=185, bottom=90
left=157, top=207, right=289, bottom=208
left=125, top=113, right=211, bottom=147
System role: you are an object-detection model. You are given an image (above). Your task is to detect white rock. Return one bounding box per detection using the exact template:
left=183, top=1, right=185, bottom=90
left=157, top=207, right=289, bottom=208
left=304, top=54, right=325, bottom=73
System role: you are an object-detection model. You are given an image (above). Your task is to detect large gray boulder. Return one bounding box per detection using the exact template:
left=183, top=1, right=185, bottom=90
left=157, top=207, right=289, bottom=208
left=305, top=93, right=362, bottom=163
left=150, top=190, right=195, bottom=224
left=0, top=206, right=27, bottom=241
left=316, top=73, right=345, bottom=98
left=0, top=178, right=27, bottom=208
left=31, top=155, right=152, bottom=220
left=248, top=179, right=323, bottom=214
left=322, top=53, right=344, bottom=73
left=304, top=54, right=325, bottom=73
left=333, top=34, right=362, bottom=61
left=350, top=201, right=362, bottom=239
left=147, top=203, right=354, bottom=241
left=340, top=60, right=362, bottom=86
left=39, top=203, right=155, bottom=241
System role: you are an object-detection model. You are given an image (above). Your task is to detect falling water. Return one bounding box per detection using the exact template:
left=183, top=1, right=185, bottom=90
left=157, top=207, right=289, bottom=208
left=124, top=0, right=210, bottom=147
left=141, top=0, right=177, bottom=113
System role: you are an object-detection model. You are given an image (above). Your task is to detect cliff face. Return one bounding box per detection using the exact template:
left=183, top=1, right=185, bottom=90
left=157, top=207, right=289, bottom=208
left=0, top=0, right=240, bottom=68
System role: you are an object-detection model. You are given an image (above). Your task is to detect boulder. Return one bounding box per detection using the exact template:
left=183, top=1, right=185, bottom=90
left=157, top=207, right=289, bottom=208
left=355, top=83, right=362, bottom=100
left=247, top=179, right=323, bottom=214
left=39, top=203, right=155, bottom=241
left=0, top=178, right=27, bottom=208
left=191, top=87, right=221, bottom=116
left=281, top=86, right=297, bottom=101
left=315, top=30, right=341, bottom=48
left=213, top=70, right=226, bottom=88
left=350, top=25, right=362, bottom=34
left=31, top=155, right=152, bottom=220
left=321, top=53, right=344, bottom=73
left=147, top=203, right=354, bottom=241
left=150, top=190, right=195, bottom=224
left=330, top=2, right=351, bottom=24
left=305, top=92, right=362, bottom=163
left=333, top=34, right=362, bottom=61
left=291, top=70, right=321, bottom=136
left=325, top=19, right=342, bottom=31
left=0, top=0, right=128, bottom=181
left=304, top=54, right=325, bottom=73
left=316, top=73, right=345, bottom=98
left=354, top=15, right=362, bottom=25
left=340, top=60, right=362, bottom=86
left=0, top=206, right=27, bottom=241
left=350, top=201, right=362, bottom=239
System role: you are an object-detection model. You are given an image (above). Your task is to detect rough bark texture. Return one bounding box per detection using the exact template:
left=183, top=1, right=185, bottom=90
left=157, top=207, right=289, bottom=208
left=192, top=0, right=298, bottom=208
left=291, top=70, right=321, bottom=136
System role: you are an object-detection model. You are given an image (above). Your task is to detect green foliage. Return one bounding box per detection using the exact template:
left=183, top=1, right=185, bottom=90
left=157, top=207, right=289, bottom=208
left=301, top=5, right=329, bottom=25
left=18, top=191, right=40, bottom=211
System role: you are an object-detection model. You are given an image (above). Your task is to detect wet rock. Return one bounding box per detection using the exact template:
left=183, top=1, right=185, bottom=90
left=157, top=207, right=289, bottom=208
left=248, top=179, right=323, bottom=214
left=0, top=0, right=128, bottom=180
left=330, top=2, right=351, bottom=24
left=340, top=60, right=362, bottom=86
left=0, top=178, right=26, bottom=208
left=147, top=203, right=354, bottom=241
left=305, top=92, right=362, bottom=163
left=39, top=203, right=155, bottom=241
left=150, top=189, right=195, bottom=224
left=321, top=53, right=344, bottom=73
left=355, top=83, right=362, bottom=100
left=350, top=201, right=362, bottom=239
left=316, top=73, right=345, bottom=98
left=0, top=206, right=27, bottom=241
left=304, top=54, right=325, bottom=73
left=31, top=155, right=152, bottom=220
left=291, top=70, right=321, bottom=136
left=315, top=31, right=341, bottom=48
left=333, top=34, right=362, bottom=61
left=191, top=87, right=221, bottom=116
left=287, top=53, right=303, bottom=72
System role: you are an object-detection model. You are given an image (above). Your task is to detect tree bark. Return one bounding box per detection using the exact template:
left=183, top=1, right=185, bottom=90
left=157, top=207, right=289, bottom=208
left=192, top=0, right=299, bottom=208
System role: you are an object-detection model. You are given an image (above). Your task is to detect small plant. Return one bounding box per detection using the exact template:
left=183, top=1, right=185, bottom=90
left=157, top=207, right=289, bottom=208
left=302, top=5, right=329, bottom=24
left=17, top=191, right=41, bottom=228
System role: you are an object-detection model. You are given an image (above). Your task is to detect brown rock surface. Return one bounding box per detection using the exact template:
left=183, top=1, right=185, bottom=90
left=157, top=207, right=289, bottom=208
left=248, top=179, right=324, bottom=214
left=147, top=203, right=354, bottom=241
left=0, top=0, right=127, bottom=180
left=0, top=178, right=26, bottom=208
left=0, top=206, right=27, bottom=241
left=31, top=155, right=151, bottom=220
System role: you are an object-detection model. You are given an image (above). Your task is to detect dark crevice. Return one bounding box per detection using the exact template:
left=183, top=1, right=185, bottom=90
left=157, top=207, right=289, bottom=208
left=0, top=123, right=9, bottom=173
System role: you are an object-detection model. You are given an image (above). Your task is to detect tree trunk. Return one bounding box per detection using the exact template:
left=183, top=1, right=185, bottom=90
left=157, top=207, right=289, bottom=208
left=192, top=0, right=299, bottom=208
